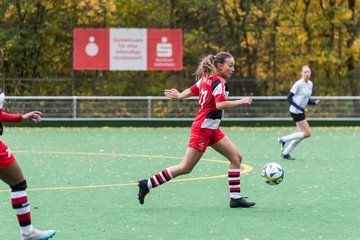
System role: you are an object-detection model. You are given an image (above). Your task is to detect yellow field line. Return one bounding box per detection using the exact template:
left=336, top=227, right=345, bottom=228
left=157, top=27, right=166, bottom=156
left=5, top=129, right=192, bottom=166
left=0, top=150, right=253, bottom=192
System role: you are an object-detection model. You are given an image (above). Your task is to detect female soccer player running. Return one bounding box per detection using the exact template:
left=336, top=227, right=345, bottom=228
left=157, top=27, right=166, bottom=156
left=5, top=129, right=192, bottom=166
left=278, top=65, right=320, bottom=160
left=0, top=90, right=56, bottom=239
left=138, top=52, right=255, bottom=208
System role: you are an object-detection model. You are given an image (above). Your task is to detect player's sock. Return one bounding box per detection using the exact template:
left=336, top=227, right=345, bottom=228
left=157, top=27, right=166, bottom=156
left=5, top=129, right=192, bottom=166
left=10, top=180, right=33, bottom=235
left=281, top=132, right=304, bottom=142
left=228, top=169, right=241, bottom=199
left=283, top=139, right=302, bottom=155
left=147, top=168, right=173, bottom=189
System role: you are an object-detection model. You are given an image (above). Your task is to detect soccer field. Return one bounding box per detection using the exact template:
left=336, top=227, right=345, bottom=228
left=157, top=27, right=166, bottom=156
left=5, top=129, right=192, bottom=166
left=0, top=127, right=359, bottom=240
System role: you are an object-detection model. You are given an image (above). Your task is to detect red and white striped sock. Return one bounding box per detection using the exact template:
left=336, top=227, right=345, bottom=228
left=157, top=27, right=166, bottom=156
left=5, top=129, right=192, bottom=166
left=11, top=190, right=33, bottom=234
left=147, top=168, right=173, bottom=189
left=228, top=169, right=241, bottom=199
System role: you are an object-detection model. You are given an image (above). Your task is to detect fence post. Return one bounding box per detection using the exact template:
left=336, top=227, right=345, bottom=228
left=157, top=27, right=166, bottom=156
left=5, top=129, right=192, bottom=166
left=147, top=96, right=152, bottom=118
left=73, top=96, right=77, bottom=119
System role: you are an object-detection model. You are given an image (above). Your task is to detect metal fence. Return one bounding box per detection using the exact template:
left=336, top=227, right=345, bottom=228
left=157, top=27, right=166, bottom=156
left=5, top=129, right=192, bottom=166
left=4, top=96, right=360, bottom=120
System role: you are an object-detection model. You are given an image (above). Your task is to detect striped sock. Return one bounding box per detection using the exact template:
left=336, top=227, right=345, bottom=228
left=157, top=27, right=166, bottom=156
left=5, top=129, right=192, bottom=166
left=147, top=168, right=173, bottom=189
left=228, top=169, right=241, bottom=199
left=11, top=190, right=33, bottom=234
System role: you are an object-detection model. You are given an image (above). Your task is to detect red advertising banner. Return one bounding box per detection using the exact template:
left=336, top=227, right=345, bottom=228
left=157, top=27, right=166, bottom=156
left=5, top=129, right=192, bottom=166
left=73, top=28, right=182, bottom=71
left=147, top=29, right=183, bottom=71
left=73, top=28, right=110, bottom=70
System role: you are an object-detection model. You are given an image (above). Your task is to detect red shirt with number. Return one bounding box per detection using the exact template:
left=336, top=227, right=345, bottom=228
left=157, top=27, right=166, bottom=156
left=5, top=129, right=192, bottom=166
left=189, top=75, right=229, bottom=136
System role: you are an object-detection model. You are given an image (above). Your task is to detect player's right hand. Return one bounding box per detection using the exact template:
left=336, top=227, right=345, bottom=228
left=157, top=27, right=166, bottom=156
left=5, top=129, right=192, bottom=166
left=164, top=88, right=180, bottom=99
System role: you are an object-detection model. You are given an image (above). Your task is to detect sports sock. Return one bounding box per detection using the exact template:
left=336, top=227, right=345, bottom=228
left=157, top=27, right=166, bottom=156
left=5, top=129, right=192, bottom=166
left=283, top=139, right=302, bottom=155
left=228, top=169, right=241, bottom=199
left=11, top=190, right=33, bottom=234
left=281, top=132, right=304, bottom=142
left=147, top=168, right=173, bottom=189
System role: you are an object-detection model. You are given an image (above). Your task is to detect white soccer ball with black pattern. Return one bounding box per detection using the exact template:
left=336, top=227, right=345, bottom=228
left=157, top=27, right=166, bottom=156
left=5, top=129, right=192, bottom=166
left=261, top=162, right=284, bottom=185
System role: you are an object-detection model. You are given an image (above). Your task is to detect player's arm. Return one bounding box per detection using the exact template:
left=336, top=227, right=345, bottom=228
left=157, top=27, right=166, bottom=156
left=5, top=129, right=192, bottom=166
left=2, top=111, right=42, bottom=123
left=287, top=92, right=305, bottom=112
left=164, top=88, right=194, bottom=100
left=1, top=112, right=22, bottom=122
left=216, top=97, right=253, bottom=110
left=308, top=98, right=320, bottom=105
left=0, top=90, right=42, bottom=123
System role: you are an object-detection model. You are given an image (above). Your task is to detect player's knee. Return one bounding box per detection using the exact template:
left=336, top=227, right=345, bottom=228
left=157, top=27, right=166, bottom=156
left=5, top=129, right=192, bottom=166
left=231, top=154, right=242, bottom=167
left=303, top=131, right=311, bottom=138
left=10, top=180, right=27, bottom=192
left=236, top=153, right=243, bottom=164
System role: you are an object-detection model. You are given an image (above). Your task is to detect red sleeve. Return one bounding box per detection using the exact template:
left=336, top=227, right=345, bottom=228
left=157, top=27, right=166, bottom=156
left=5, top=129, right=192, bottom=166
left=1, top=111, right=23, bottom=122
left=190, top=79, right=203, bottom=96
left=189, top=83, right=199, bottom=96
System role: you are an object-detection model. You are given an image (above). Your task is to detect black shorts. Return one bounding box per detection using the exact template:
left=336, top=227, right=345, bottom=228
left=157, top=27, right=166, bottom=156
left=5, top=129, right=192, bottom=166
left=290, top=112, right=306, bottom=122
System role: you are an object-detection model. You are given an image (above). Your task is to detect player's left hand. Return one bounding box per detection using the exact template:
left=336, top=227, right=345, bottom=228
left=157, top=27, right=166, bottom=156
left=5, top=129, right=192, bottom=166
left=22, top=111, right=42, bottom=123
left=241, top=97, right=253, bottom=105
left=315, top=99, right=320, bottom=105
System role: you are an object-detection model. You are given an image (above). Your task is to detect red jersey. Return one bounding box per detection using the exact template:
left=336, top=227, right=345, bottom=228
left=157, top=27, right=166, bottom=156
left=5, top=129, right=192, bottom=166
left=0, top=109, right=22, bottom=169
left=0, top=109, right=22, bottom=136
left=189, top=75, right=229, bottom=136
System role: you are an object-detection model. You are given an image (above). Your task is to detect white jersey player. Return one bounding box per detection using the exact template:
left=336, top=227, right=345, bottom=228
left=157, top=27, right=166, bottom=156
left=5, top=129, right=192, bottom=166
left=278, top=65, right=320, bottom=160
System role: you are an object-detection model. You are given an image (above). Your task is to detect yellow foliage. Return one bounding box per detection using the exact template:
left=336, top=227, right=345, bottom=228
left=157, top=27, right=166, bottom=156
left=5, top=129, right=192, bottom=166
left=351, top=37, right=360, bottom=61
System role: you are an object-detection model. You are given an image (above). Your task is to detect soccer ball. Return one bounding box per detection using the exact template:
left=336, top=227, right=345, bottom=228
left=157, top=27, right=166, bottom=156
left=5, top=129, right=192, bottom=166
left=261, top=162, right=284, bottom=185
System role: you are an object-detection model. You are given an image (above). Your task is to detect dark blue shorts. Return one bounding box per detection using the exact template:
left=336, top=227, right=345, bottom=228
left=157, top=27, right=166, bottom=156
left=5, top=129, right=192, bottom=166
left=290, top=112, right=306, bottom=122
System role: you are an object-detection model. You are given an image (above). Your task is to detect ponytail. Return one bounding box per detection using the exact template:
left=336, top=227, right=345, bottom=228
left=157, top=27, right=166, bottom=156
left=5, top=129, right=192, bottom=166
left=193, top=52, right=233, bottom=81
left=194, top=55, right=216, bottom=80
